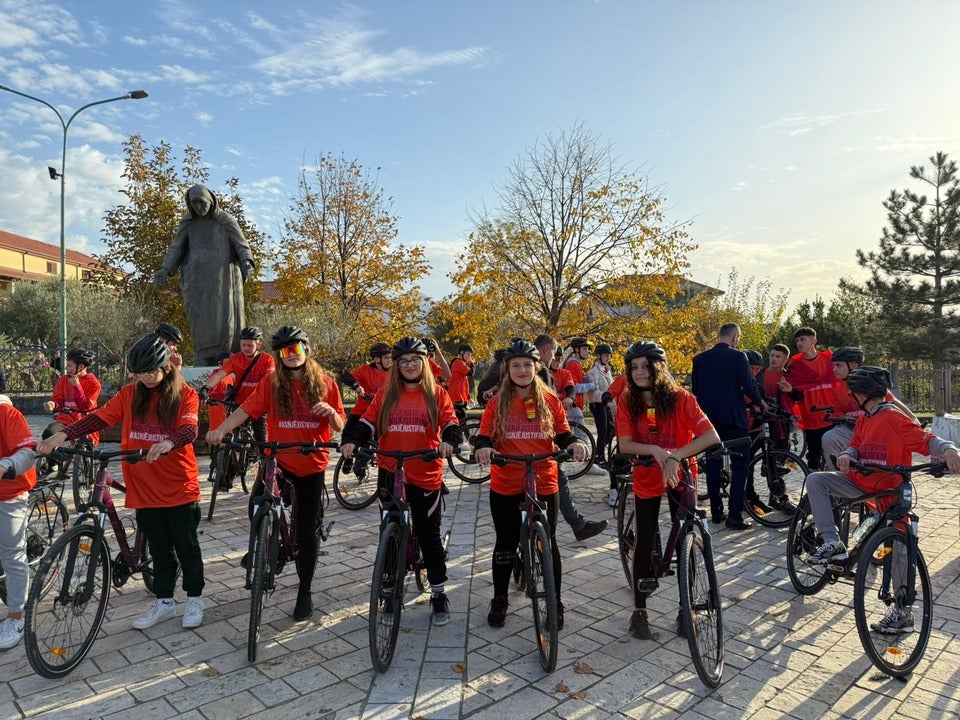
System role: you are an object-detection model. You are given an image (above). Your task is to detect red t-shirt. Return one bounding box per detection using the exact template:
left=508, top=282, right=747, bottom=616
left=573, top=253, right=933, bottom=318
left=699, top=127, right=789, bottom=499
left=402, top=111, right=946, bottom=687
left=447, top=358, right=474, bottom=404
left=550, top=367, right=575, bottom=398
left=479, top=392, right=570, bottom=496
left=361, top=385, right=458, bottom=491
left=607, top=373, right=627, bottom=400
left=847, top=405, right=939, bottom=497
left=564, top=359, right=586, bottom=409
left=93, top=382, right=200, bottom=509
left=52, top=372, right=102, bottom=444
left=207, top=374, right=235, bottom=430
left=348, top=363, right=390, bottom=417
left=221, top=352, right=276, bottom=404
left=241, top=374, right=345, bottom=477
left=0, top=404, right=37, bottom=501
left=614, top=389, right=714, bottom=499
left=787, top=351, right=834, bottom=430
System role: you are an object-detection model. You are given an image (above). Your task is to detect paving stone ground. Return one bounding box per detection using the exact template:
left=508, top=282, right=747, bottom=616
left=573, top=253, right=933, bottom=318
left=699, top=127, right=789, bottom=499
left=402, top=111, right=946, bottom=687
left=2, top=415, right=959, bottom=719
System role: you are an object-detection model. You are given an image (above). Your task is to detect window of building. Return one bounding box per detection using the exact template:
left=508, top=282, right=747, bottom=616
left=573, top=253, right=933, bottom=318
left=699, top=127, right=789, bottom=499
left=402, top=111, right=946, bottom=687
left=46, top=261, right=57, bottom=274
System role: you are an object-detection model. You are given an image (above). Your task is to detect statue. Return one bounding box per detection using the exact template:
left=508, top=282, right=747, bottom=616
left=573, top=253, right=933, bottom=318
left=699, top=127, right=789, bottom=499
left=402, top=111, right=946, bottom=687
left=153, top=185, right=254, bottom=366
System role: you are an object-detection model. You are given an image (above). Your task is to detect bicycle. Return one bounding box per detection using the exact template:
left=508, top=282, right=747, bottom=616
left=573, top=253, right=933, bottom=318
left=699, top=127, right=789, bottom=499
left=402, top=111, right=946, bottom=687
left=743, top=410, right=808, bottom=528
left=33, top=408, right=97, bottom=513
left=229, top=436, right=337, bottom=662
left=786, top=459, right=943, bottom=677
left=23, top=447, right=160, bottom=679
left=613, top=444, right=728, bottom=688
left=0, top=477, right=69, bottom=605
left=331, top=451, right=378, bottom=510
left=362, top=446, right=451, bottom=672
left=489, top=449, right=571, bottom=673
left=204, top=398, right=256, bottom=521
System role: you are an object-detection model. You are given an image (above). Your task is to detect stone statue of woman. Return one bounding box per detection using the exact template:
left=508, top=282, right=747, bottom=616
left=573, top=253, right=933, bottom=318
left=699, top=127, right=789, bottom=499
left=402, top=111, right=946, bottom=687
left=153, top=184, right=254, bottom=365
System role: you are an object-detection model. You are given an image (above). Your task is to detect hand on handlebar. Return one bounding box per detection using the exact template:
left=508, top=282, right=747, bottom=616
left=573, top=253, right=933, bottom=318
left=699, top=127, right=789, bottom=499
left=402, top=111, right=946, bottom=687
left=437, top=442, right=454, bottom=459
left=206, top=429, right=225, bottom=446
left=36, top=432, right=68, bottom=456
left=145, top=439, right=173, bottom=463
left=569, top=441, right=590, bottom=463
left=836, top=453, right=852, bottom=473
left=475, top=447, right=493, bottom=467
left=944, top=447, right=960, bottom=474
left=340, top=442, right=356, bottom=460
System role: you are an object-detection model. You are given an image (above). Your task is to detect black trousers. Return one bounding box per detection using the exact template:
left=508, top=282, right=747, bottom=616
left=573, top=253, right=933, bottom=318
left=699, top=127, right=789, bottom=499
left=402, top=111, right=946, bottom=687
left=377, top=468, right=447, bottom=586
left=489, top=489, right=560, bottom=600
left=632, top=490, right=681, bottom=609
left=136, top=502, right=204, bottom=599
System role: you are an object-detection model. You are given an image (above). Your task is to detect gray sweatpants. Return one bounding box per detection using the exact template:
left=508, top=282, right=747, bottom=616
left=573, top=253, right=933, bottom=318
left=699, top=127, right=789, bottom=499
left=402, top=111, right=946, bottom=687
left=822, top=425, right=854, bottom=470
left=0, top=493, right=29, bottom=613
left=805, top=470, right=865, bottom=545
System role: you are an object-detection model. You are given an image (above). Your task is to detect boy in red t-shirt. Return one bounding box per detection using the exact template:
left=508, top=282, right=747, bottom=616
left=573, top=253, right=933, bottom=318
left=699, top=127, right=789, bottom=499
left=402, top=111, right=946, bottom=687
left=339, top=342, right=392, bottom=475
left=779, top=327, right=834, bottom=470
left=447, top=343, right=475, bottom=424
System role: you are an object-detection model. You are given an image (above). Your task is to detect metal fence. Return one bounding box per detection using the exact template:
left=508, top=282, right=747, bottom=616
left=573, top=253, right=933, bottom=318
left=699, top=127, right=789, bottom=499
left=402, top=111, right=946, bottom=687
left=1, top=344, right=126, bottom=396
left=889, top=360, right=958, bottom=416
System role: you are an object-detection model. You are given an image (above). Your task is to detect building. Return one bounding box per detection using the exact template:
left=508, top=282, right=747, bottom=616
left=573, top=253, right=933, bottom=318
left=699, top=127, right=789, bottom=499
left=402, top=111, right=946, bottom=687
left=0, top=229, right=119, bottom=294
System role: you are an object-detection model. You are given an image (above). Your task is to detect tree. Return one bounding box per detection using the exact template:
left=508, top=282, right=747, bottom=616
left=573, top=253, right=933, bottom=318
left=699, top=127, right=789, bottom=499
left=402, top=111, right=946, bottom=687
left=777, top=287, right=883, bottom=355
left=99, top=135, right=268, bottom=355
left=440, top=123, right=697, bottom=349
left=271, top=154, right=430, bottom=345
left=842, top=152, right=960, bottom=362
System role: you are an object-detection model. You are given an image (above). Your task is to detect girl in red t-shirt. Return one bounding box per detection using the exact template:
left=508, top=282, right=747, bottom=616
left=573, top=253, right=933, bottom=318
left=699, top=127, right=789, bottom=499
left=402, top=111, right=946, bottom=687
left=614, top=342, right=719, bottom=641
left=207, top=326, right=345, bottom=621
left=340, top=336, right=462, bottom=625
left=474, top=340, right=589, bottom=630
left=39, top=334, right=206, bottom=632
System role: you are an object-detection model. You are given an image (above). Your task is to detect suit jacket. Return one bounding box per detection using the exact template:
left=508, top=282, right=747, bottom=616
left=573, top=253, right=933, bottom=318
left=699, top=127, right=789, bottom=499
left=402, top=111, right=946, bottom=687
left=691, top=343, right=763, bottom=430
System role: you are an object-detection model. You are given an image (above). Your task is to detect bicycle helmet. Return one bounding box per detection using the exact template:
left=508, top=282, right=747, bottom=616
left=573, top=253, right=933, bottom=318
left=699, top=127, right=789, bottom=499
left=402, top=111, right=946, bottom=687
left=422, top=338, right=438, bottom=353
left=831, top=346, right=864, bottom=364
left=744, top=349, right=763, bottom=367
left=154, top=322, right=183, bottom=344
left=67, top=348, right=96, bottom=368
left=240, top=326, right=263, bottom=341
left=369, top=342, right=391, bottom=358
left=594, top=343, right=613, bottom=356
left=569, top=336, right=589, bottom=349
left=624, top=341, right=667, bottom=365
left=845, top=366, right=891, bottom=399
left=271, top=325, right=309, bottom=350
left=502, top=339, right=540, bottom=363
left=128, top=334, right=171, bottom=373
left=457, top=343, right=473, bottom=354
left=392, top=336, right=428, bottom=359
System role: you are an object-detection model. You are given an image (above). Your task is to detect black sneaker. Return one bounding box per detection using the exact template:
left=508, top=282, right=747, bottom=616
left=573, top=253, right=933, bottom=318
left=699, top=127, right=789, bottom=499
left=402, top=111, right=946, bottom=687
left=430, top=592, right=450, bottom=625
left=293, top=590, right=313, bottom=621
left=629, top=609, right=653, bottom=640
left=487, top=595, right=508, bottom=627
left=676, top=610, right=686, bottom=637
left=771, top=496, right=797, bottom=514
left=573, top=519, right=608, bottom=542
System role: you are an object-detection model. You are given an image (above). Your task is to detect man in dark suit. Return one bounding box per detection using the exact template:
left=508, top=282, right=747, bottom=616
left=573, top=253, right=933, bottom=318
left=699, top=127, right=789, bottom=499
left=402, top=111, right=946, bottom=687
left=691, top=323, right=767, bottom=529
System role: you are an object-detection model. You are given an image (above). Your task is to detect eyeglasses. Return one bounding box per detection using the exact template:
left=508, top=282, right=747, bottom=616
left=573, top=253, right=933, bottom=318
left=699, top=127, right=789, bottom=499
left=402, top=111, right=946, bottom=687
left=132, top=368, right=163, bottom=380
left=397, top=357, right=423, bottom=367
left=279, top=343, right=306, bottom=359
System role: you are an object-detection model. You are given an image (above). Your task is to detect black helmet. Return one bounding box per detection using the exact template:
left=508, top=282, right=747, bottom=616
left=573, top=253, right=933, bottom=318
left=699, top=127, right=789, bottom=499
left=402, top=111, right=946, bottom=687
left=569, top=336, right=589, bottom=349
left=503, top=339, right=540, bottom=363
left=393, top=337, right=428, bottom=359
left=240, top=326, right=263, bottom=341
left=421, top=338, right=438, bottom=353
left=154, top=322, right=183, bottom=344
left=67, top=348, right=95, bottom=368
left=595, top=343, right=613, bottom=356
left=624, top=341, right=667, bottom=365
left=369, top=342, right=391, bottom=358
left=271, top=325, right=309, bottom=350
left=831, top=346, right=864, bottom=364
left=458, top=343, right=473, bottom=354
left=744, top=349, right=763, bottom=367
left=845, top=366, right=891, bottom=399
left=128, top=334, right=171, bottom=373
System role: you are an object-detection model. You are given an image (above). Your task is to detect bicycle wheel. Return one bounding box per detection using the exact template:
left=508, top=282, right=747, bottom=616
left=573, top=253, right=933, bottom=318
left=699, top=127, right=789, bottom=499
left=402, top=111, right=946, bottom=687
left=0, top=487, right=70, bottom=603
left=206, top=446, right=229, bottom=522
left=615, top=481, right=635, bottom=587
left=512, top=550, right=526, bottom=591
left=332, top=455, right=379, bottom=510
left=71, top=454, right=95, bottom=513
left=447, top=419, right=490, bottom=483
left=562, top=422, right=596, bottom=480
left=24, top=525, right=112, bottom=679
left=789, top=422, right=806, bottom=458
left=745, top=450, right=807, bottom=528
left=785, top=496, right=830, bottom=595
left=854, top=527, right=932, bottom=677
left=529, top=520, right=559, bottom=672
left=369, top=522, right=405, bottom=672
left=247, top=512, right=273, bottom=663
left=678, top=524, right=724, bottom=688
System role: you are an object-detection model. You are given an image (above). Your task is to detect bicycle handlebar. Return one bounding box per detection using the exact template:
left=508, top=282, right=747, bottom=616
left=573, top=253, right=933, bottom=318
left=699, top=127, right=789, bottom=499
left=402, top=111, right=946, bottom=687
left=702, top=436, right=751, bottom=461
left=49, top=446, right=146, bottom=464
left=221, top=436, right=339, bottom=455
left=355, top=447, right=441, bottom=462
left=489, top=449, right=572, bottom=466
left=848, top=459, right=947, bottom=479
left=810, top=405, right=858, bottom=427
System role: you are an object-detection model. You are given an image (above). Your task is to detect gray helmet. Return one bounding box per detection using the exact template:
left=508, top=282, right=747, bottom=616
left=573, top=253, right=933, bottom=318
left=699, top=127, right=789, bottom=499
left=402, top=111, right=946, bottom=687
left=845, top=366, right=891, bottom=399
left=240, top=326, right=263, bottom=341
left=503, top=339, right=540, bottom=363
left=392, top=337, right=428, bottom=359
left=271, top=325, right=308, bottom=350
left=569, top=336, right=589, bottom=349
left=128, top=334, right=171, bottom=373
left=624, top=341, right=667, bottom=365
left=67, top=348, right=95, bottom=368
left=831, top=346, right=864, bottom=364
left=369, top=342, right=391, bottom=358
left=154, top=323, right=183, bottom=344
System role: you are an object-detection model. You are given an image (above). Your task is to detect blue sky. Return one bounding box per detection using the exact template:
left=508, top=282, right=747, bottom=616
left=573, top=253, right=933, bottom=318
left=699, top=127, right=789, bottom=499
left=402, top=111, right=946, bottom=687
left=2, top=0, right=959, bottom=312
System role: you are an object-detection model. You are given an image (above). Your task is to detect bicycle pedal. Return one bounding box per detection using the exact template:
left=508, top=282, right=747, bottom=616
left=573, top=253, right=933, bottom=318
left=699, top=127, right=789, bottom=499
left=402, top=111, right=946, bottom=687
left=637, top=578, right=659, bottom=593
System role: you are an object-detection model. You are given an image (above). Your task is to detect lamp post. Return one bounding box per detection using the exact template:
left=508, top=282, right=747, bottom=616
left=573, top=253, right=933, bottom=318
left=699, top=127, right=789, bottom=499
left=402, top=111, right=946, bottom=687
left=0, top=86, right=148, bottom=366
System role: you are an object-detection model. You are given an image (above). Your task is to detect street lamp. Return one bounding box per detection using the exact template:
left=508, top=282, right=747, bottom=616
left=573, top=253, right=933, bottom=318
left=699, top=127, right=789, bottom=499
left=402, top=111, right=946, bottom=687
left=0, top=85, right=148, bottom=366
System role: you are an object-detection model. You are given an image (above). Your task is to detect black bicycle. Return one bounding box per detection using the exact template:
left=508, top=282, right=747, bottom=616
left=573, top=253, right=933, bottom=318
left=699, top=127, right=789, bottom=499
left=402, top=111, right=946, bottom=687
left=204, top=398, right=257, bottom=521
left=744, top=410, right=808, bottom=528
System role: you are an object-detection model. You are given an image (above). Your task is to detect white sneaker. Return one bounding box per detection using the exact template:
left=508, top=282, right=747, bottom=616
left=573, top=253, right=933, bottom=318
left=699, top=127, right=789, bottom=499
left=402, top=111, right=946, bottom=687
left=607, top=487, right=619, bottom=507
left=588, top=464, right=608, bottom=476
left=0, top=618, right=24, bottom=650
left=133, top=599, right=176, bottom=630
left=181, top=596, right=204, bottom=629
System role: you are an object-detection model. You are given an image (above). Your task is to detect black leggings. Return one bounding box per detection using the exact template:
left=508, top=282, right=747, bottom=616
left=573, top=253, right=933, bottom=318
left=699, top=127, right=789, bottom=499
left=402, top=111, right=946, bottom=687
left=489, top=489, right=560, bottom=600
left=377, top=468, right=447, bottom=586
left=632, top=489, right=680, bottom=610
left=136, top=503, right=204, bottom=599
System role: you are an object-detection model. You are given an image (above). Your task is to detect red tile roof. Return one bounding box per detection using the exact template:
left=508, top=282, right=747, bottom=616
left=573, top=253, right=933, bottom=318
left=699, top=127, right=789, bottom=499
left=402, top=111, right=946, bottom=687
left=0, top=229, right=104, bottom=267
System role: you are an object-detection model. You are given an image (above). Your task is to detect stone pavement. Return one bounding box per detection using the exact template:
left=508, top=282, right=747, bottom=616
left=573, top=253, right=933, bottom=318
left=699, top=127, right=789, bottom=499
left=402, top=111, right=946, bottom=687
left=2, top=417, right=959, bottom=720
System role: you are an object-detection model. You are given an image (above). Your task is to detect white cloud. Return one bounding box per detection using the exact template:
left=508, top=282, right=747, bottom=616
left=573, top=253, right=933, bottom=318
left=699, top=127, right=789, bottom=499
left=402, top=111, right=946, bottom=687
left=759, top=109, right=884, bottom=137
left=195, top=111, right=214, bottom=125
left=71, top=121, right=123, bottom=144
left=122, top=35, right=148, bottom=47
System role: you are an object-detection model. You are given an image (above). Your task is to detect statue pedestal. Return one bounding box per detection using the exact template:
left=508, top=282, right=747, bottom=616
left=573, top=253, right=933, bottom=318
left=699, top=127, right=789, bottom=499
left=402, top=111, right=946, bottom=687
left=180, top=366, right=218, bottom=389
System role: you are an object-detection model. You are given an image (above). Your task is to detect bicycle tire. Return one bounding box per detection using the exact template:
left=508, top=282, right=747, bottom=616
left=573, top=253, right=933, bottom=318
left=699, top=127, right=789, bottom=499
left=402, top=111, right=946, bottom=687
left=678, top=524, right=724, bottom=688
left=206, top=445, right=229, bottom=522
left=615, top=481, right=635, bottom=587
left=745, top=450, right=807, bottom=529
left=0, top=487, right=70, bottom=603
left=785, top=496, right=830, bottom=595
left=332, top=455, right=379, bottom=510
left=71, top=454, right=95, bottom=513
left=562, top=422, right=596, bottom=480
left=789, top=423, right=806, bottom=459
left=529, top=520, right=559, bottom=672
left=24, top=525, right=112, bottom=679
left=247, top=512, right=273, bottom=663
left=369, top=521, right=405, bottom=672
left=512, top=550, right=526, bottom=591
left=854, top=527, right=932, bottom=677
left=447, top=419, right=490, bottom=483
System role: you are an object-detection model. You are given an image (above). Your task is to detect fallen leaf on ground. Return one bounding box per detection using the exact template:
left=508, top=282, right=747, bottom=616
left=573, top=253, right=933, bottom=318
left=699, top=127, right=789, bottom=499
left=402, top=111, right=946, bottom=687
left=573, top=661, right=594, bottom=674
left=554, top=682, right=569, bottom=693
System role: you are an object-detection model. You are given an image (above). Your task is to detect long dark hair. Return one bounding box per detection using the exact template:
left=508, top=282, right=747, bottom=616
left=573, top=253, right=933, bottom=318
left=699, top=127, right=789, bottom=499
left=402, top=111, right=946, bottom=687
left=624, top=356, right=680, bottom=422
left=271, top=348, right=329, bottom=418
left=132, top=363, right=184, bottom=426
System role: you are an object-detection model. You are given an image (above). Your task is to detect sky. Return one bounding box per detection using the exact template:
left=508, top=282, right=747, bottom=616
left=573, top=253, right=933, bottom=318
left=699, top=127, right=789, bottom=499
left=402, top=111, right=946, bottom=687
left=2, top=0, right=959, bottom=315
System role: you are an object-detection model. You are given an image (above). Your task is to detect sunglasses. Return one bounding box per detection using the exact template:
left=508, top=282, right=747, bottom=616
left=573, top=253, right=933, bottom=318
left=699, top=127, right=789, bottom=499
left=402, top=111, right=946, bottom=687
left=279, top=343, right=306, bottom=359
